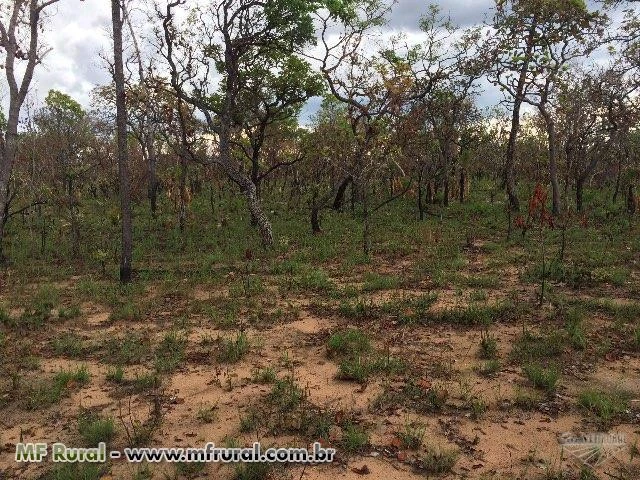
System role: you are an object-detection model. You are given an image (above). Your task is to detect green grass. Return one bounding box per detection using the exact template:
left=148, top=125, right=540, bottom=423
left=105, top=333, right=150, bottom=365
left=361, top=272, right=400, bottom=292
left=513, top=387, right=544, bottom=410
left=511, top=330, right=565, bottom=363
left=233, top=462, right=273, bottom=480
left=462, top=274, right=499, bottom=289
left=252, top=367, right=277, bottom=384
left=217, top=332, right=250, bottom=363
left=578, top=389, right=629, bottom=424
left=38, top=463, right=105, bottom=480
left=478, top=359, right=501, bottom=377
left=397, top=419, right=426, bottom=449
left=154, top=331, right=187, bottom=373
left=77, top=410, right=115, bottom=447
left=196, top=404, right=218, bottom=424
left=58, top=305, right=82, bottom=320
left=267, top=377, right=305, bottom=411
left=105, top=366, right=124, bottom=383
left=342, top=423, right=369, bottom=452
left=109, top=301, right=142, bottom=322
left=23, top=366, right=90, bottom=410
left=523, top=363, right=560, bottom=393
left=326, top=329, right=371, bottom=358
left=52, top=333, right=87, bottom=358
left=295, top=268, right=336, bottom=293
left=479, top=330, right=498, bottom=359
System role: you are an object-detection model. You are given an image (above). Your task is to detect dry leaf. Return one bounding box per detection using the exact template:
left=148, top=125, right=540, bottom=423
left=351, top=464, right=370, bottom=475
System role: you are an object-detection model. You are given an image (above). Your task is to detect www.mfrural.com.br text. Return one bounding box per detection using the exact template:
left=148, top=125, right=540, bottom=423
left=15, top=442, right=336, bottom=464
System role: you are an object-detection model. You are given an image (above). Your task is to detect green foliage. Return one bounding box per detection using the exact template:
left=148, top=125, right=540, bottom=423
left=511, top=329, right=565, bottom=362
left=361, top=272, right=400, bottom=291
left=479, top=330, right=498, bottom=359
left=52, top=333, right=87, bottom=358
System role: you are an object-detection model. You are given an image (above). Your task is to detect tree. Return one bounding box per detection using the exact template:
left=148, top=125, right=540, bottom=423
left=34, top=90, right=93, bottom=254
left=488, top=0, right=607, bottom=215
left=112, top=0, right=133, bottom=283
left=555, top=68, right=638, bottom=211
left=158, top=0, right=345, bottom=247
left=232, top=53, right=324, bottom=196
left=0, top=0, right=67, bottom=261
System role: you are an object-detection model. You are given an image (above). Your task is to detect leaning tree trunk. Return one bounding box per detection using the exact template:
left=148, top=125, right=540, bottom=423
left=112, top=0, right=133, bottom=283
left=333, top=176, right=353, bottom=210
left=218, top=122, right=273, bottom=247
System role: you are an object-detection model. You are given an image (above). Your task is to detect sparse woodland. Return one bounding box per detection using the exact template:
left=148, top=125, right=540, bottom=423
left=1, top=1, right=640, bottom=479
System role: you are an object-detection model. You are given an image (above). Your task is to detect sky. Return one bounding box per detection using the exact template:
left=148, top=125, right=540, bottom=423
left=0, top=0, right=621, bottom=122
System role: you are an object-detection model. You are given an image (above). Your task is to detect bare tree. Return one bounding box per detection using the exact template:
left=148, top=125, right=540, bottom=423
left=112, top=0, right=133, bottom=283
left=0, top=0, right=66, bottom=261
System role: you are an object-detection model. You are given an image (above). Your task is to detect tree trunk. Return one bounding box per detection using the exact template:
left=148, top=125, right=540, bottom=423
left=546, top=118, right=561, bottom=216
left=459, top=168, right=466, bottom=203
left=503, top=24, right=536, bottom=212
left=417, top=168, right=425, bottom=221
left=333, top=176, right=353, bottom=210
left=362, top=183, right=370, bottom=255
left=628, top=185, right=636, bottom=215
left=426, top=181, right=433, bottom=204
left=147, top=137, right=159, bottom=218
left=576, top=180, right=584, bottom=214
left=311, top=193, right=322, bottom=234
left=179, top=154, right=188, bottom=232
left=112, top=0, right=133, bottom=283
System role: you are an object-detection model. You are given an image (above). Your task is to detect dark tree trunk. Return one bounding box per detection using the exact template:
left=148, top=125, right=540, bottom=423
left=417, top=167, right=425, bottom=221
left=148, top=139, right=159, bottom=218
left=426, top=181, right=433, bottom=204
left=504, top=23, right=536, bottom=213
left=311, top=205, right=321, bottom=234
left=628, top=185, right=636, bottom=215
left=459, top=168, right=466, bottom=203
left=112, top=0, right=133, bottom=283
left=333, top=176, right=353, bottom=210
